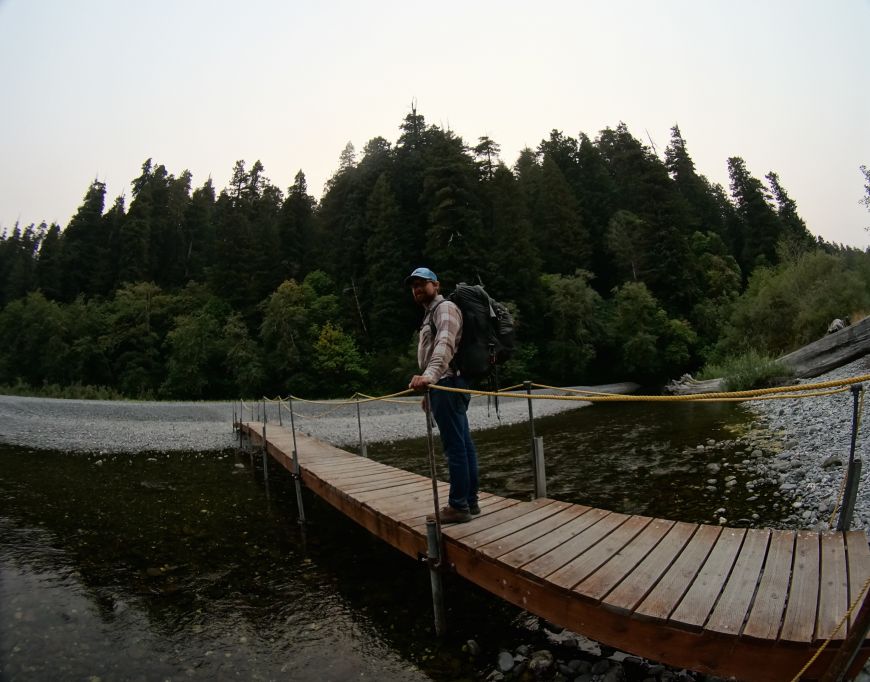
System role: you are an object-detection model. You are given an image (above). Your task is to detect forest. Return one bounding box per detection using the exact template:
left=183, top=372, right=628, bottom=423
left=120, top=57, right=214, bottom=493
left=1, top=109, right=869, bottom=399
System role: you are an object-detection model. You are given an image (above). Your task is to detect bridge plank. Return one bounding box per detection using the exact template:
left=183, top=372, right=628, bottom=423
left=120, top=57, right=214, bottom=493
left=742, top=530, right=795, bottom=640
left=549, top=515, right=653, bottom=590
left=636, top=524, right=721, bottom=621
left=670, top=527, right=746, bottom=629
left=341, top=472, right=424, bottom=494
left=477, top=506, right=592, bottom=559
left=523, top=512, right=631, bottom=580
left=354, top=479, right=435, bottom=503
left=500, top=508, right=611, bottom=569
left=780, top=531, right=820, bottom=643
left=603, top=521, right=697, bottom=614
left=705, top=528, right=770, bottom=635
left=461, top=500, right=574, bottom=549
left=446, top=499, right=558, bottom=540
left=578, top=517, right=676, bottom=603
left=400, top=496, right=519, bottom=526
left=817, top=531, right=849, bottom=642
left=846, top=530, right=870, bottom=632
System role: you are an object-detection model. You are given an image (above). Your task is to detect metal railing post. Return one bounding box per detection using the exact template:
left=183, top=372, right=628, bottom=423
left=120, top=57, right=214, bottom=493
left=262, top=402, right=269, bottom=487
left=423, top=387, right=446, bottom=635
left=356, top=395, right=368, bottom=457
left=525, top=381, right=540, bottom=498
left=426, top=520, right=446, bottom=636
left=534, top=436, right=547, bottom=499
left=278, top=399, right=283, bottom=426
left=288, top=396, right=307, bottom=524
left=837, top=385, right=864, bottom=531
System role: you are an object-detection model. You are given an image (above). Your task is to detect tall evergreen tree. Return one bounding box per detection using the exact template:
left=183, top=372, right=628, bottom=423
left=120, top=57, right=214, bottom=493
left=727, top=156, right=782, bottom=273
left=598, top=123, right=697, bottom=314
left=765, top=171, right=814, bottom=258
left=278, top=170, right=316, bottom=281
left=60, top=179, right=108, bottom=300
left=36, top=222, right=64, bottom=300
left=421, top=128, right=484, bottom=285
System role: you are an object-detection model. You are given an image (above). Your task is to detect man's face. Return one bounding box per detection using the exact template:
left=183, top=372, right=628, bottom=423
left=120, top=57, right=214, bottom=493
left=410, top=278, right=438, bottom=305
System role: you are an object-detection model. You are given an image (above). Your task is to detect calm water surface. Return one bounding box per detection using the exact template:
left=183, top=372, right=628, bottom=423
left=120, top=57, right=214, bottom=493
left=1, top=402, right=789, bottom=680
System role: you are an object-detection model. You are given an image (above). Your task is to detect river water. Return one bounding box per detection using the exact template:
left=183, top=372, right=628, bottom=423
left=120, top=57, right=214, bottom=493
left=0, top=402, right=790, bottom=680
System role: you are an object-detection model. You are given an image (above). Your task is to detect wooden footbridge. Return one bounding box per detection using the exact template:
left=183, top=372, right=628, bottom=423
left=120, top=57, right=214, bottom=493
left=238, top=415, right=870, bottom=682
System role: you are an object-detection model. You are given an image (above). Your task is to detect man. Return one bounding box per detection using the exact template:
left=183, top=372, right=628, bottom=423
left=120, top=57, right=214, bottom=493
left=406, top=267, right=480, bottom=524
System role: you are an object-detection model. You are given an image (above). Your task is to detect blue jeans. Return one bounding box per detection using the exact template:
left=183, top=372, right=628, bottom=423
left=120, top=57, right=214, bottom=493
left=430, top=375, right=479, bottom=511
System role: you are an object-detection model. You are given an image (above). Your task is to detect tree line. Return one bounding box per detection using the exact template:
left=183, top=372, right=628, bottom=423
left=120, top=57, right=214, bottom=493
left=1, top=109, right=868, bottom=399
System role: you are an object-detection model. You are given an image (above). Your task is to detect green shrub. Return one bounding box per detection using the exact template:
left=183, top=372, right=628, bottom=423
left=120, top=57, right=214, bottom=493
left=697, top=350, right=793, bottom=391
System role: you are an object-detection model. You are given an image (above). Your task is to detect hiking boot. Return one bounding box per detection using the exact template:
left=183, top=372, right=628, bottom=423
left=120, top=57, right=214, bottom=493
left=469, top=502, right=481, bottom=515
left=427, top=505, right=472, bottom=524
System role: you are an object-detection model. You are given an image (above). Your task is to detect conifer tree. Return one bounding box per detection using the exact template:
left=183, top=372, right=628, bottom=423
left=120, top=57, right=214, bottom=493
left=60, top=179, right=107, bottom=300
left=727, top=157, right=783, bottom=273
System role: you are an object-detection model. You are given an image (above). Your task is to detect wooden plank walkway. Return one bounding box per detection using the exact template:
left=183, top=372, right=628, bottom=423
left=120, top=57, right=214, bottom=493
left=240, top=422, right=870, bottom=681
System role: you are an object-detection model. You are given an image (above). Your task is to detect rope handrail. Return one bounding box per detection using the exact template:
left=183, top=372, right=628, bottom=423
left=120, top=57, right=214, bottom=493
left=427, top=373, right=870, bottom=403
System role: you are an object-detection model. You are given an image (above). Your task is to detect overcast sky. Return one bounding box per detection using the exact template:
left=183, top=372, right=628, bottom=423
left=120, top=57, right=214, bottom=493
left=1, top=0, right=868, bottom=248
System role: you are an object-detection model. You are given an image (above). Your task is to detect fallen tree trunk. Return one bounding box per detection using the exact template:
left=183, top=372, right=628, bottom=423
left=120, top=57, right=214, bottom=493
left=777, top=315, right=870, bottom=378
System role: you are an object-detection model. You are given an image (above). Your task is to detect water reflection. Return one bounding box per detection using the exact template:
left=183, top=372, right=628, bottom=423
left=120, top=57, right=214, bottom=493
left=373, top=401, right=790, bottom=527
left=0, top=402, right=790, bottom=680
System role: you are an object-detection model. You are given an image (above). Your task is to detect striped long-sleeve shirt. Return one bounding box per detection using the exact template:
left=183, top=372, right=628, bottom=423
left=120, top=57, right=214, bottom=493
left=418, top=295, right=463, bottom=383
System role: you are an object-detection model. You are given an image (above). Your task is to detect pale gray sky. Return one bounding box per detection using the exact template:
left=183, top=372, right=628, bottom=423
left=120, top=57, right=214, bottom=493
left=1, top=0, right=868, bottom=247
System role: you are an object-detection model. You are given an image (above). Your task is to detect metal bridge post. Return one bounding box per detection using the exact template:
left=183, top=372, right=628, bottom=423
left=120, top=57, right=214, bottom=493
left=278, top=399, right=283, bottom=426
left=288, top=397, right=307, bottom=524
left=426, top=520, right=446, bottom=636
left=534, top=436, right=547, bottom=498
left=262, top=404, right=269, bottom=488
left=423, top=387, right=446, bottom=635
left=525, top=381, right=540, bottom=498
left=837, top=385, right=864, bottom=531
left=356, top=395, right=368, bottom=457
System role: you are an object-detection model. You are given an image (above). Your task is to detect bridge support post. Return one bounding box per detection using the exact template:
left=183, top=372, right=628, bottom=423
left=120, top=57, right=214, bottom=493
left=356, top=395, right=368, bottom=457
left=426, top=520, right=446, bottom=636
left=837, top=385, right=864, bottom=531
left=534, top=436, right=547, bottom=498
left=262, top=409, right=269, bottom=488
left=288, top=397, right=307, bottom=524
left=524, top=381, right=540, bottom=498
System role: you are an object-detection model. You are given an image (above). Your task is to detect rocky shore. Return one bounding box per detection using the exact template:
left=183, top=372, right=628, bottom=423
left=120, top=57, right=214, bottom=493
left=737, top=354, right=870, bottom=531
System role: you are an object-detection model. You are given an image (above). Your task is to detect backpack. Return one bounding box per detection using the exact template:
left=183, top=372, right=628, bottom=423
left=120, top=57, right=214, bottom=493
left=430, top=283, right=515, bottom=383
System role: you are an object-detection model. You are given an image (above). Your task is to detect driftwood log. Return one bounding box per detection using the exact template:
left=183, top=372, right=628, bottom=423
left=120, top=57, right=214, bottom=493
left=666, top=316, right=870, bottom=395
left=777, top=315, right=870, bottom=378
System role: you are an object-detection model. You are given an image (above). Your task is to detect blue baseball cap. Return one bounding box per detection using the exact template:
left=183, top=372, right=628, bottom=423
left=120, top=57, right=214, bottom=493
left=404, top=267, right=438, bottom=286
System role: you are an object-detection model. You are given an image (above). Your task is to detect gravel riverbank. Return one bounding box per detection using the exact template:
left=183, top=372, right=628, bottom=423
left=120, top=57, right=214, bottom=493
left=0, top=383, right=636, bottom=454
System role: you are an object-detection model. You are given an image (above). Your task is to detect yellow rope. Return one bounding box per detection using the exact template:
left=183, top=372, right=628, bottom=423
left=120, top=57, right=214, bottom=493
left=287, top=389, right=415, bottom=406
left=531, top=382, right=629, bottom=396
left=789, top=574, right=870, bottom=682
left=356, top=392, right=420, bottom=405
left=695, top=387, right=851, bottom=403
left=428, top=373, right=870, bottom=403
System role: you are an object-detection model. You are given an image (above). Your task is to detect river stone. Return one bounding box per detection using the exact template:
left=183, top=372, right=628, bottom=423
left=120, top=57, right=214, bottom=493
left=466, top=639, right=481, bottom=657
left=591, top=659, right=611, bottom=675
left=752, top=449, right=763, bottom=457
left=497, top=651, right=514, bottom=672
left=603, top=664, right=626, bottom=682
left=528, top=650, right=554, bottom=675
left=706, top=463, right=721, bottom=474
left=822, top=456, right=844, bottom=468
